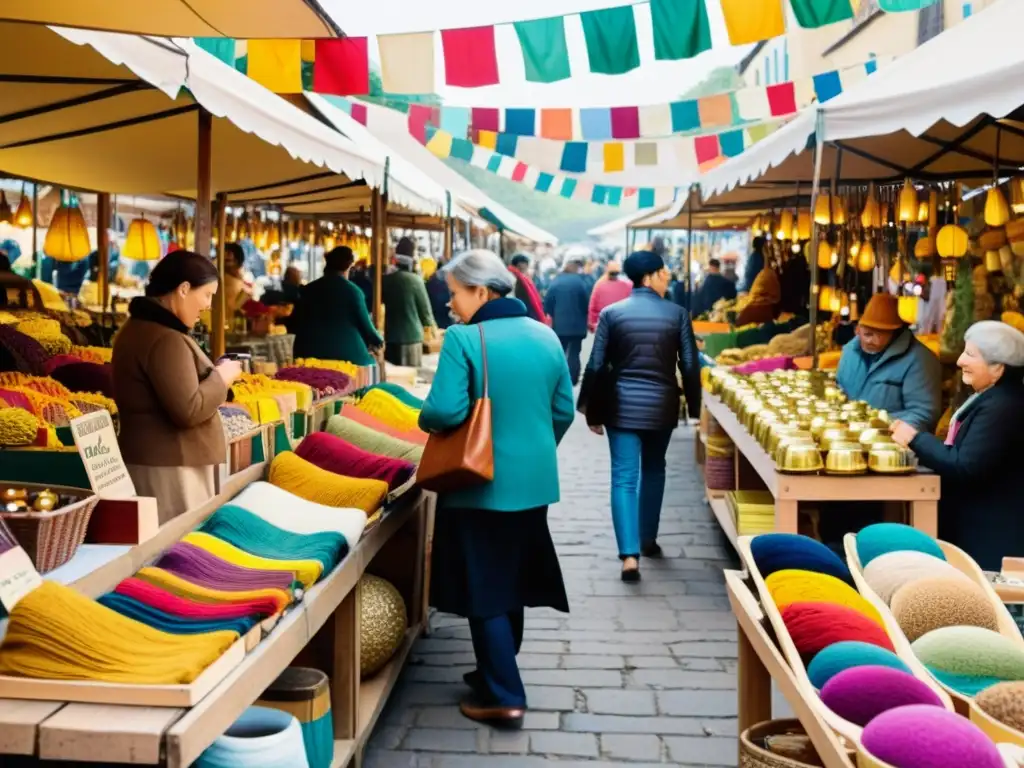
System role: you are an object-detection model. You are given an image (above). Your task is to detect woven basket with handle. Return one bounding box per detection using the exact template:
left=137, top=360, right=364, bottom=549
left=740, top=718, right=851, bottom=768
left=0, top=482, right=98, bottom=573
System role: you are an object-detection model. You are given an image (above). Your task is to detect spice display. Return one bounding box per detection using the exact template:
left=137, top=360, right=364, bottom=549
left=275, top=366, right=350, bottom=398
left=0, top=407, right=39, bottom=446
left=219, top=405, right=258, bottom=440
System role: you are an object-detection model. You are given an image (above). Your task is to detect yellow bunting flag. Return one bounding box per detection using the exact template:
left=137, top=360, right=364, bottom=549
left=300, top=40, right=316, bottom=63
left=426, top=129, right=453, bottom=159
left=477, top=130, right=498, bottom=150
left=603, top=142, right=625, bottom=172
left=247, top=39, right=303, bottom=93
left=720, top=0, right=786, bottom=45
left=378, top=32, right=435, bottom=95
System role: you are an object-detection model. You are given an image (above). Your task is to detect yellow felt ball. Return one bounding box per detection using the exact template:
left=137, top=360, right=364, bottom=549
left=270, top=450, right=388, bottom=514
left=765, top=569, right=885, bottom=629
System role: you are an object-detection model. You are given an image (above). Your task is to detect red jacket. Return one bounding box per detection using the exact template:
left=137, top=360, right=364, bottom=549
left=588, top=278, right=632, bottom=332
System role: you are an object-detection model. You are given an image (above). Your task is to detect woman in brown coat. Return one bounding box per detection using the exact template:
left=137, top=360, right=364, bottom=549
left=113, top=251, right=242, bottom=523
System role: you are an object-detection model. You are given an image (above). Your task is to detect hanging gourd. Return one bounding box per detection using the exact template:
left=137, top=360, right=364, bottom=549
left=856, top=241, right=876, bottom=273
left=817, top=240, right=838, bottom=270
left=898, top=178, right=918, bottom=223
left=814, top=193, right=833, bottom=225
left=916, top=200, right=930, bottom=223
left=861, top=184, right=881, bottom=229
left=985, top=187, right=1011, bottom=227
left=1006, top=219, right=1024, bottom=258
left=778, top=210, right=794, bottom=240
left=936, top=224, right=969, bottom=258
left=978, top=228, right=1007, bottom=251
left=797, top=211, right=812, bottom=240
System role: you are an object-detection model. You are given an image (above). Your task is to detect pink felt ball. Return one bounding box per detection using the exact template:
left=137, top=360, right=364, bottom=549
left=861, top=705, right=1004, bottom=768
left=820, top=666, right=943, bottom=726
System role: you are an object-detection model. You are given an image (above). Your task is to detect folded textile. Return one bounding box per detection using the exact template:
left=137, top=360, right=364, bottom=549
left=270, top=450, right=388, bottom=515
left=157, top=541, right=298, bottom=592
left=355, top=388, right=420, bottom=432
left=114, top=576, right=281, bottom=620
left=325, top=414, right=423, bottom=461
left=366, top=381, right=424, bottom=410
left=339, top=405, right=428, bottom=445
left=98, top=592, right=259, bottom=636
left=134, top=567, right=294, bottom=613
left=182, top=531, right=322, bottom=590
left=231, top=482, right=368, bottom=543
left=296, top=432, right=415, bottom=490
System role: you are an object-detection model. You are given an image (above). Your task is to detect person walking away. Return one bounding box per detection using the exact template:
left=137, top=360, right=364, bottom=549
left=426, top=255, right=453, bottom=330
left=578, top=251, right=701, bottom=581
left=508, top=253, right=548, bottom=324
left=544, top=258, right=590, bottom=385
left=890, top=321, right=1024, bottom=570
left=692, top=258, right=737, bottom=317
left=381, top=236, right=436, bottom=367
left=587, top=260, right=631, bottom=332
left=420, top=249, right=573, bottom=727
left=291, top=246, right=383, bottom=365
left=740, top=237, right=766, bottom=293
left=836, top=293, right=941, bottom=432
left=113, top=251, right=242, bottom=524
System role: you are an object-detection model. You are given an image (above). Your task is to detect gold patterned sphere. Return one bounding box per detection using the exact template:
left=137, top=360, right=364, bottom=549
left=360, top=575, right=408, bottom=678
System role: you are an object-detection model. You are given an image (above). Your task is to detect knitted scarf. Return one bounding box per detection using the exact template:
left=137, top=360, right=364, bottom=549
left=508, top=267, right=546, bottom=324
left=295, top=432, right=416, bottom=490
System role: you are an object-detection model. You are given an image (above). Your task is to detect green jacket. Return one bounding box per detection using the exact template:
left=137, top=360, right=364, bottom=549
left=381, top=269, right=435, bottom=345
left=291, top=273, right=382, bottom=365
left=419, top=304, right=575, bottom=511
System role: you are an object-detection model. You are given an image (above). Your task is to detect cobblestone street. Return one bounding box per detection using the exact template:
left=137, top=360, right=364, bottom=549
left=364, top=408, right=742, bottom=767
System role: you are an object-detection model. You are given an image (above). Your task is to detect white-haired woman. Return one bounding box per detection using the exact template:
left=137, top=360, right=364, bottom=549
left=892, top=320, right=1024, bottom=570
left=419, top=249, right=574, bottom=728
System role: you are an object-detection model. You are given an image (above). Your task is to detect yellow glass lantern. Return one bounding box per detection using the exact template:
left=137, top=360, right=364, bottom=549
left=43, top=196, right=91, bottom=262
left=0, top=192, right=12, bottom=225
left=897, top=295, right=918, bottom=324
left=797, top=211, right=812, bottom=240
left=13, top=191, right=33, bottom=228
left=897, top=178, right=918, bottom=222
left=985, top=187, right=1011, bottom=227
left=928, top=189, right=938, bottom=229
left=856, top=241, right=876, bottom=272
left=936, top=224, right=969, bottom=258
left=817, top=240, right=838, bottom=269
left=122, top=218, right=161, bottom=261
left=861, top=184, right=881, bottom=229
left=777, top=210, right=794, bottom=240
left=813, top=193, right=833, bottom=225
left=817, top=285, right=833, bottom=311
left=832, top=197, right=847, bottom=226
left=916, top=200, right=930, bottom=223
left=1010, top=177, right=1024, bottom=214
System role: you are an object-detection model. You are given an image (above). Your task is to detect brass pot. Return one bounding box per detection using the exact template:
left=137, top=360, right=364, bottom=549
left=868, top=444, right=916, bottom=474
left=813, top=420, right=845, bottom=441
left=825, top=442, right=868, bottom=475
left=778, top=441, right=824, bottom=473
left=820, top=429, right=859, bottom=452
left=753, top=410, right=780, bottom=444
left=766, top=424, right=799, bottom=456
left=774, top=432, right=816, bottom=463
left=858, top=428, right=893, bottom=448
left=824, top=385, right=846, bottom=404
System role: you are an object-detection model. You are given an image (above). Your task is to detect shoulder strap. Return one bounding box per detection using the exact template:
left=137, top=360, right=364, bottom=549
left=477, top=324, right=489, bottom=398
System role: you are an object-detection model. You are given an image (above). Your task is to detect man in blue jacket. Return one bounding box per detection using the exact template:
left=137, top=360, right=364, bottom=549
left=544, top=258, right=590, bottom=385
left=836, top=293, right=942, bottom=432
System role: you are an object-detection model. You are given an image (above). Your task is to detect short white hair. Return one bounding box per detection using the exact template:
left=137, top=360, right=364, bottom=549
left=444, top=249, right=516, bottom=296
left=965, top=320, right=1024, bottom=367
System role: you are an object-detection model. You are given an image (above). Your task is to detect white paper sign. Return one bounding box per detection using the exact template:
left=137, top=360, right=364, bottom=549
left=0, top=545, right=42, bottom=611
left=70, top=410, right=137, bottom=499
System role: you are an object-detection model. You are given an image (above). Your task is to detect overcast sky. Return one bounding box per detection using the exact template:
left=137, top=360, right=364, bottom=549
left=321, top=0, right=752, bottom=107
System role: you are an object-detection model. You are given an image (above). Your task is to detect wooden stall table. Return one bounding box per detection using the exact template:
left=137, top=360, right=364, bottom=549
left=703, top=393, right=940, bottom=552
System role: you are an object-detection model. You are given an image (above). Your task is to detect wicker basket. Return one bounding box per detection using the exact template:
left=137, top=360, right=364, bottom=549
left=0, top=482, right=98, bottom=573
left=740, top=719, right=846, bottom=768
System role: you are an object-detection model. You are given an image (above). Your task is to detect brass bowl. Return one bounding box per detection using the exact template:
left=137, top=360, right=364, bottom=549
left=820, top=429, right=858, bottom=452
left=824, top=385, right=846, bottom=404
left=766, top=424, right=799, bottom=456
left=753, top=410, right=780, bottom=443
left=778, top=441, right=824, bottom=474
left=825, top=442, right=868, bottom=475
left=847, top=420, right=871, bottom=434
left=868, top=445, right=916, bottom=474
left=774, top=433, right=816, bottom=463
left=814, top=421, right=845, bottom=441
left=858, top=428, right=893, bottom=448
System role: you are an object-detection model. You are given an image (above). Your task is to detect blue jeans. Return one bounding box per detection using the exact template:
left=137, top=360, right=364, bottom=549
left=468, top=610, right=526, bottom=707
left=559, top=336, right=584, bottom=385
left=606, top=427, right=674, bottom=559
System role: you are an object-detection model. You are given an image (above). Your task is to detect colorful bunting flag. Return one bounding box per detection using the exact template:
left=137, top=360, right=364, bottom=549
left=247, top=40, right=303, bottom=93
left=581, top=6, right=640, bottom=76
left=604, top=143, right=626, bottom=172
left=879, top=0, right=938, bottom=8
left=378, top=32, right=434, bottom=94
left=697, top=94, right=733, bottom=128
left=540, top=109, right=574, bottom=140
left=719, top=0, right=785, bottom=45
left=766, top=82, right=797, bottom=116
left=561, top=143, right=588, bottom=173
left=441, top=26, right=500, bottom=87
left=651, top=0, right=712, bottom=60
left=312, top=38, right=369, bottom=96
left=472, top=107, right=500, bottom=133
left=505, top=109, right=536, bottom=137
left=789, top=0, right=854, bottom=28
left=610, top=107, right=641, bottom=140
left=195, top=38, right=236, bottom=66
left=514, top=17, right=572, bottom=83
left=581, top=108, right=613, bottom=140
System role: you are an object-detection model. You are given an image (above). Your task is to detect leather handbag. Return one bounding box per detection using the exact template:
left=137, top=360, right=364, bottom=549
left=416, top=325, right=494, bottom=492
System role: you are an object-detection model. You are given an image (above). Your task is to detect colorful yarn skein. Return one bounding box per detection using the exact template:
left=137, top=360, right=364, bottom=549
left=182, top=532, right=323, bottom=590
left=270, top=450, right=388, bottom=514
left=325, top=414, right=423, bottom=462
left=114, top=577, right=282, bottom=621
left=231, top=482, right=367, bottom=542
left=133, top=567, right=294, bottom=613
left=366, top=381, right=424, bottom=409
left=765, top=569, right=885, bottom=628
left=0, top=581, right=236, bottom=684
left=339, top=405, right=428, bottom=445
left=157, top=541, right=299, bottom=593
left=355, top=388, right=421, bottom=432
left=295, top=432, right=415, bottom=490
left=98, top=593, right=259, bottom=637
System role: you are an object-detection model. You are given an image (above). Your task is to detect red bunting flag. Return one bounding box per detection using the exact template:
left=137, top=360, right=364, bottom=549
left=511, top=162, right=529, bottom=182
left=441, top=26, right=500, bottom=88
left=694, top=135, right=720, bottom=165
left=766, top=82, right=797, bottom=116
left=408, top=105, right=432, bottom=144
left=313, top=38, right=370, bottom=96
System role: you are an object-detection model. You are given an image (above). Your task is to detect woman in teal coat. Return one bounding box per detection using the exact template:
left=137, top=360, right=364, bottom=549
left=420, top=249, right=574, bottom=728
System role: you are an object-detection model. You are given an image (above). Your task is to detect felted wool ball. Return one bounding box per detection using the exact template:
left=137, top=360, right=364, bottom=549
left=749, top=533, right=854, bottom=586
left=861, top=705, right=1004, bottom=768
left=890, top=576, right=999, bottom=642
left=913, top=626, right=1024, bottom=692
left=856, top=523, right=945, bottom=567
left=781, top=602, right=894, bottom=661
left=977, top=681, right=1024, bottom=733
left=820, top=666, right=943, bottom=726
left=765, top=569, right=884, bottom=628
left=806, top=641, right=912, bottom=690
left=863, top=550, right=972, bottom=605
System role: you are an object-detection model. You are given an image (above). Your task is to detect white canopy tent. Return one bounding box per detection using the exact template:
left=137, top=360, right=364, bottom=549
left=699, top=0, right=1024, bottom=199
left=586, top=207, right=666, bottom=239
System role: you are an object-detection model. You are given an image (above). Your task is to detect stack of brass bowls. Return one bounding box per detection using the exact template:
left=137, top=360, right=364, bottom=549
left=867, top=443, right=916, bottom=474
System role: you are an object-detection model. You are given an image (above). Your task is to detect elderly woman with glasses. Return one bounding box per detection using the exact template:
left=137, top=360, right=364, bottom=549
left=891, top=321, right=1024, bottom=570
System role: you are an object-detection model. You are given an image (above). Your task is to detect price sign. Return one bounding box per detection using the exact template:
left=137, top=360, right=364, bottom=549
left=70, top=410, right=137, bottom=499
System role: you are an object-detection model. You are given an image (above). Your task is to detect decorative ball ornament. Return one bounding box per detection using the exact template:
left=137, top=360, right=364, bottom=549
left=359, top=575, right=407, bottom=678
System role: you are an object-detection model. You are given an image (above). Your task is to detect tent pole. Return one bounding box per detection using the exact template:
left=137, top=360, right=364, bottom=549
left=371, top=187, right=385, bottom=329
left=194, top=108, right=222, bottom=359
left=97, top=193, right=111, bottom=313
left=807, top=113, right=826, bottom=368
left=31, top=185, right=40, bottom=280
left=213, top=194, right=228, bottom=361
left=685, top=185, right=695, bottom=309
left=444, top=191, right=453, bottom=262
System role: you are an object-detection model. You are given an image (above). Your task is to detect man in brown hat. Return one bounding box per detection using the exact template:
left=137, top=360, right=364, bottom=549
left=836, top=293, right=942, bottom=432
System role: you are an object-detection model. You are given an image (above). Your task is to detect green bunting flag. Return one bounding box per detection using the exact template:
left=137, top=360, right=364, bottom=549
left=651, top=0, right=712, bottom=61
left=514, top=17, right=572, bottom=83
left=580, top=6, right=640, bottom=76
left=789, top=0, right=855, bottom=28
left=878, top=0, right=938, bottom=9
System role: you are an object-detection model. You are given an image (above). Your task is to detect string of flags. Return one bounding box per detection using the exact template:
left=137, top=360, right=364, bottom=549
left=196, top=0, right=928, bottom=95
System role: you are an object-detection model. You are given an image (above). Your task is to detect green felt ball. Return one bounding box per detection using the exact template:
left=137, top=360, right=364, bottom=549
left=856, top=523, right=945, bottom=567
left=913, top=626, right=1024, bottom=682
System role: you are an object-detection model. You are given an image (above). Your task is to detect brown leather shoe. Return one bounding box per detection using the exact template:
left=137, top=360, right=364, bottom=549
left=460, top=694, right=525, bottom=728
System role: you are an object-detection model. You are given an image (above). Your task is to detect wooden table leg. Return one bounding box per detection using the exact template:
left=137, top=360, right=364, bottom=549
left=737, top=620, right=772, bottom=764
left=774, top=499, right=799, bottom=534
left=909, top=500, right=938, bottom=537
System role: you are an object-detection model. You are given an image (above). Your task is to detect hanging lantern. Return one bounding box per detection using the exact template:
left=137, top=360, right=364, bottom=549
left=985, top=187, right=1011, bottom=227
left=816, top=240, right=838, bottom=270
left=751, top=214, right=764, bottom=236
left=861, top=184, right=881, bottom=229
left=985, top=249, right=1003, bottom=273
left=897, top=295, right=918, bottom=324
left=928, top=189, right=938, bottom=229
left=832, top=197, right=847, bottom=226
left=941, top=258, right=958, bottom=282
left=916, top=200, right=930, bottom=223
left=818, top=285, right=834, bottom=311
left=43, top=194, right=91, bottom=262
left=1010, top=177, right=1024, bottom=214
left=936, top=224, right=969, bottom=258
left=813, top=193, right=832, bottom=225
left=0, top=191, right=12, bottom=225
left=796, top=210, right=812, bottom=240
left=122, top=218, right=161, bottom=261
left=898, top=178, right=918, bottom=222
left=777, top=210, right=794, bottom=241
left=856, top=240, right=876, bottom=272
left=13, top=189, right=32, bottom=228
left=848, top=293, right=860, bottom=322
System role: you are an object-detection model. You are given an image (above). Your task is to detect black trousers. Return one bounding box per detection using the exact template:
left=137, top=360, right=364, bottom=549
left=559, top=335, right=584, bottom=385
